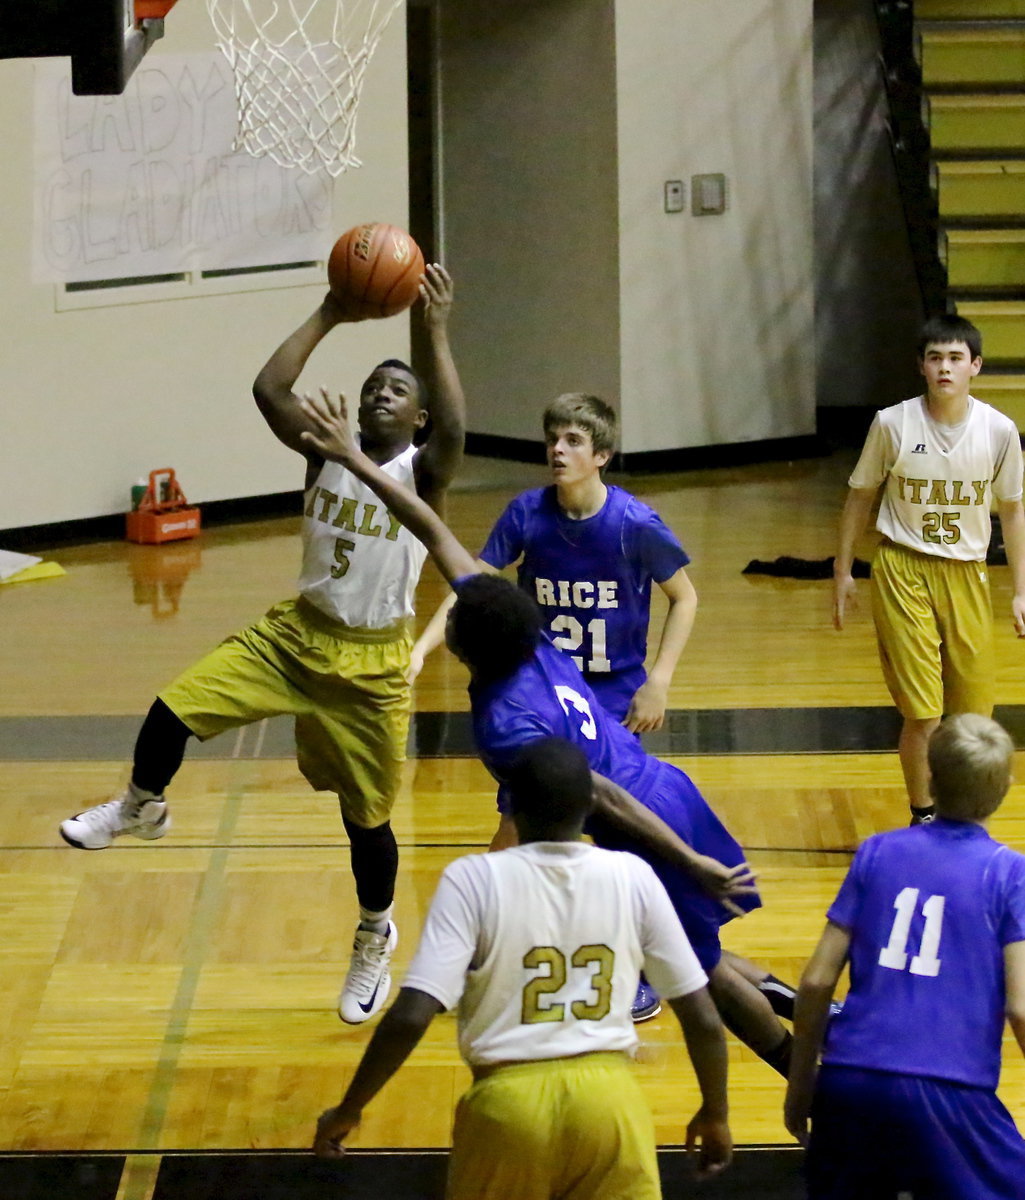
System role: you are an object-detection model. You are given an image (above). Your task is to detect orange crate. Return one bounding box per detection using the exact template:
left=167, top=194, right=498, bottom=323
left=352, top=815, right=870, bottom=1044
left=125, top=468, right=201, bottom=544
left=135, top=0, right=179, bottom=20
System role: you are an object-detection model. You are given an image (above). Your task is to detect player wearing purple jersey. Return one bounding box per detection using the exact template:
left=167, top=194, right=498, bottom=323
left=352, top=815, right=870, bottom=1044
left=478, top=476, right=690, bottom=724
left=297, top=387, right=798, bottom=1078
left=785, top=713, right=1025, bottom=1198
left=409, top=394, right=696, bottom=734
left=408, top=395, right=696, bottom=1021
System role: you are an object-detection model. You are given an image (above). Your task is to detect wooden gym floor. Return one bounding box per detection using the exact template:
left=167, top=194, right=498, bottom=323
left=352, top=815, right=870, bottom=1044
left=1, top=449, right=1024, bottom=1198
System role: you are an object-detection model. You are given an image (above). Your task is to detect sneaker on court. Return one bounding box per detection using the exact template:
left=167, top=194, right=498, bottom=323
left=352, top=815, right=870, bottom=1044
left=909, top=806, right=936, bottom=826
left=338, top=923, right=398, bottom=1024
left=631, top=978, right=662, bottom=1023
left=59, top=790, right=170, bottom=850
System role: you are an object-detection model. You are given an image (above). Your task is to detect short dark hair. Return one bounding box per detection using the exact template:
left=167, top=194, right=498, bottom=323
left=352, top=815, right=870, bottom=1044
left=450, top=575, right=542, bottom=679
left=370, top=359, right=429, bottom=408
left=917, top=315, right=982, bottom=361
left=505, top=737, right=594, bottom=829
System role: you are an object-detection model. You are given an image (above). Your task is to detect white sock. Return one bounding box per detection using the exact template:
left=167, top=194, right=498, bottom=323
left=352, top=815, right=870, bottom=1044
left=358, top=905, right=393, bottom=936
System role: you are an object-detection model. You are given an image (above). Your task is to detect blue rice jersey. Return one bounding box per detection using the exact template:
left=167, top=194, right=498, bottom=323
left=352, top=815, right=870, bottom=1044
left=823, top=819, right=1025, bottom=1088
left=469, top=637, right=760, bottom=934
left=479, top=486, right=689, bottom=719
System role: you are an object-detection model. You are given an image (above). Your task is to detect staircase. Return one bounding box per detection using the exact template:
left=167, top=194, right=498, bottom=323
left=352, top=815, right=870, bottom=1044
left=918, top=0, right=1025, bottom=428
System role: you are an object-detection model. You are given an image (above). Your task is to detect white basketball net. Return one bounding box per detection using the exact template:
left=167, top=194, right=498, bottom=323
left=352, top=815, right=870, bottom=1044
left=206, top=0, right=403, bottom=177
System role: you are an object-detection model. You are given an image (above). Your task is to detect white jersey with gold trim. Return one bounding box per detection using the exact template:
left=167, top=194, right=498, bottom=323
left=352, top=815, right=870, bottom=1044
left=298, top=446, right=428, bottom=627
left=403, top=842, right=707, bottom=1069
left=849, top=396, right=1023, bottom=561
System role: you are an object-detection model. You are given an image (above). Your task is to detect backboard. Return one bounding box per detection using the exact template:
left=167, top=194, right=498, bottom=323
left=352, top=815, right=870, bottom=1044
left=0, top=0, right=178, bottom=95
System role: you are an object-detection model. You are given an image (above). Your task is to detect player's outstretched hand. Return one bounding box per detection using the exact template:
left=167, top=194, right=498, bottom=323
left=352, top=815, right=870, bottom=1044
left=685, top=1108, right=732, bottom=1179
left=313, top=1103, right=360, bottom=1157
left=300, top=388, right=358, bottom=464
left=622, top=678, right=668, bottom=733
left=420, top=263, right=454, bottom=327
left=783, top=1080, right=813, bottom=1147
left=690, top=857, right=758, bottom=918
left=832, top=574, right=857, bottom=631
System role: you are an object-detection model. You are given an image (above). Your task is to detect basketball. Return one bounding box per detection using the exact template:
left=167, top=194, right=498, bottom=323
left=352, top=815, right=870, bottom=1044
left=327, top=223, right=425, bottom=319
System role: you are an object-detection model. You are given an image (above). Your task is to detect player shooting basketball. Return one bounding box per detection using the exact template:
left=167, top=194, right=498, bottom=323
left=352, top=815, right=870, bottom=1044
left=296, top=387, right=798, bottom=1078
left=60, top=264, right=465, bottom=1028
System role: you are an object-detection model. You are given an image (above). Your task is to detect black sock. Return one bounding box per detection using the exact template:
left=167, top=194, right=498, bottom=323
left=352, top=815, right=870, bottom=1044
left=132, top=698, right=192, bottom=795
left=760, top=1030, right=793, bottom=1078
left=343, top=816, right=399, bottom=913
left=758, top=974, right=798, bottom=1021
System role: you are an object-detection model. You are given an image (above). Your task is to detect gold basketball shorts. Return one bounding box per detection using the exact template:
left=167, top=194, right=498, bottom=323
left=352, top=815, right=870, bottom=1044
left=870, top=539, right=994, bottom=720
left=446, top=1052, right=660, bottom=1200
left=158, top=596, right=412, bottom=827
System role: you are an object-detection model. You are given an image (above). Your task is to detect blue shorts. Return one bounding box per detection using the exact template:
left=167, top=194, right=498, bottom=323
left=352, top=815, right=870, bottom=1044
left=807, top=1064, right=1025, bottom=1199
left=585, top=762, right=760, bottom=973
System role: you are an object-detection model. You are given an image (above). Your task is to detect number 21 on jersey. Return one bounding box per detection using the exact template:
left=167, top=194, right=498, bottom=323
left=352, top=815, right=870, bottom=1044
left=550, top=616, right=612, bottom=674
left=878, top=887, right=945, bottom=977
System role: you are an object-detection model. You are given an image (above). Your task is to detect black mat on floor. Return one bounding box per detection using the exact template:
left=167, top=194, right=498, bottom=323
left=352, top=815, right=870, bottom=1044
left=0, top=1155, right=126, bottom=1200
left=5, top=705, right=1025, bottom=763
left=146, top=1146, right=804, bottom=1199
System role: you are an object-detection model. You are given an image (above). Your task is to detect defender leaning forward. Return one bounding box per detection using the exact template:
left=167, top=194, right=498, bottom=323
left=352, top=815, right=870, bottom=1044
left=833, top=314, right=1025, bottom=824
left=60, top=266, right=466, bottom=1025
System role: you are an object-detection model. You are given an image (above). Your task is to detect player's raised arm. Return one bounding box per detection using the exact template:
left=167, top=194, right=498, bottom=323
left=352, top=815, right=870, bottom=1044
left=299, top=388, right=477, bottom=584
left=412, top=265, right=466, bottom=506
left=252, top=293, right=361, bottom=461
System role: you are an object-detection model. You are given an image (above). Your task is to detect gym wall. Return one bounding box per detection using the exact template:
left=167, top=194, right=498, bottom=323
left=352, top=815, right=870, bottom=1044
left=438, top=0, right=816, bottom=457
left=0, top=2, right=410, bottom=533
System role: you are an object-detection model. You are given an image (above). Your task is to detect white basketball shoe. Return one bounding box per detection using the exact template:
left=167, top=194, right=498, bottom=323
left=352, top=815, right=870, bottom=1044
left=60, top=787, right=170, bottom=850
left=338, top=922, right=398, bottom=1024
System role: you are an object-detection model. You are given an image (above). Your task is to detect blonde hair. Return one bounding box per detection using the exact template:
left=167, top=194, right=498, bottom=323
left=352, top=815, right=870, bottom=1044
left=928, top=713, right=1014, bottom=821
left=542, top=393, right=618, bottom=457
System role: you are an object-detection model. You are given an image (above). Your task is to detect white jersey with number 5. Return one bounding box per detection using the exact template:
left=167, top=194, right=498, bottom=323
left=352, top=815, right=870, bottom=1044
left=849, top=396, right=1023, bottom=561
left=298, top=447, right=428, bottom=627
left=402, top=842, right=707, bottom=1068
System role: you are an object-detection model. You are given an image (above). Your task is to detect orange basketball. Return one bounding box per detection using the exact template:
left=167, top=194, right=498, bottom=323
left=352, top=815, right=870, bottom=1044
left=327, top=223, right=425, bottom=319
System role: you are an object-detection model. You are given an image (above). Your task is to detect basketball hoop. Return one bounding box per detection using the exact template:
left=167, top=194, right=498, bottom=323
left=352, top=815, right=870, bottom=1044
left=204, top=0, right=403, bottom=177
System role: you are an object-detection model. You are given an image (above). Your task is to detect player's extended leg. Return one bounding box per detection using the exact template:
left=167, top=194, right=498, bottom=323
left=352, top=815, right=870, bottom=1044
left=293, top=625, right=413, bottom=1024
left=337, top=813, right=399, bottom=1024
left=899, top=715, right=941, bottom=820
left=718, top=949, right=801, bottom=1020
left=870, top=541, right=946, bottom=822
left=59, top=698, right=188, bottom=849
left=61, top=599, right=339, bottom=849
left=707, top=959, right=792, bottom=1077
